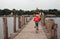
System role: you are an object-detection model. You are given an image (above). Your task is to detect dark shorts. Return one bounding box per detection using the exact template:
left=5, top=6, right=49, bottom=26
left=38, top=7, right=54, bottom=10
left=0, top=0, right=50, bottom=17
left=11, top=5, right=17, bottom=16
left=35, top=22, right=39, bottom=26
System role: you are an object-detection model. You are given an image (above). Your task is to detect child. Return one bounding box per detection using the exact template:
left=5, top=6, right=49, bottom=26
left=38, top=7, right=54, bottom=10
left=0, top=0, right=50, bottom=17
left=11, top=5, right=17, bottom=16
left=33, top=13, right=41, bottom=32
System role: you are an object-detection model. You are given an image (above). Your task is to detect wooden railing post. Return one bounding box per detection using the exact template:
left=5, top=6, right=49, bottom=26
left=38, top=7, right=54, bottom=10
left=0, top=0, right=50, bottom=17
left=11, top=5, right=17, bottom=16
left=18, top=16, right=21, bottom=29
left=3, top=16, right=8, bottom=39
left=23, top=15, right=25, bottom=25
left=24, top=16, right=26, bottom=24
left=45, top=19, right=58, bottom=39
left=24, top=15, right=25, bottom=25
left=26, top=17, right=27, bottom=23
left=14, top=15, right=16, bottom=33
left=51, top=24, right=57, bottom=39
left=54, top=24, right=57, bottom=39
left=30, top=15, right=32, bottom=20
left=21, top=15, right=23, bottom=26
left=22, top=15, right=24, bottom=26
left=41, top=14, right=45, bottom=26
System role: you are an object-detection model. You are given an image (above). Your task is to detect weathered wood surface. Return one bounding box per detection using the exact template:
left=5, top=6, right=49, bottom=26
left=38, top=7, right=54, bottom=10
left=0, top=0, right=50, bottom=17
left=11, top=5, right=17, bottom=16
left=9, top=15, right=33, bottom=39
left=13, top=19, right=48, bottom=39
left=45, top=19, right=57, bottom=39
left=14, top=15, right=16, bottom=33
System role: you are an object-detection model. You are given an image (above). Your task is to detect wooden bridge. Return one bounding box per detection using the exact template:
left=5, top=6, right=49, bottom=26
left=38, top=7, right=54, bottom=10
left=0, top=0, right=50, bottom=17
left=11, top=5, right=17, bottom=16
left=2, top=15, right=57, bottom=39
left=13, top=18, right=48, bottom=39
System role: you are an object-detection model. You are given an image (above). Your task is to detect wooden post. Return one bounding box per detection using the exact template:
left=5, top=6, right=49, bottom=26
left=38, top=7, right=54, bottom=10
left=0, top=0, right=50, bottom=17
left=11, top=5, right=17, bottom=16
left=23, top=16, right=25, bottom=25
left=54, top=24, right=57, bottom=39
left=20, top=16, right=22, bottom=27
left=23, top=16, right=24, bottom=25
left=30, top=15, right=32, bottom=20
left=41, top=13, right=45, bottom=26
left=22, top=15, right=24, bottom=25
left=24, top=16, right=25, bottom=24
left=25, top=16, right=26, bottom=24
left=14, top=15, right=16, bottom=33
left=3, top=16, right=8, bottom=39
left=51, top=24, right=57, bottom=39
left=44, top=15, right=45, bottom=25
left=45, top=19, right=58, bottom=39
left=18, top=16, right=21, bottom=28
left=30, top=15, right=31, bottom=20
left=21, top=16, right=23, bottom=26
left=29, top=15, right=31, bottom=21
left=26, top=16, right=27, bottom=23
left=41, top=15, right=43, bottom=26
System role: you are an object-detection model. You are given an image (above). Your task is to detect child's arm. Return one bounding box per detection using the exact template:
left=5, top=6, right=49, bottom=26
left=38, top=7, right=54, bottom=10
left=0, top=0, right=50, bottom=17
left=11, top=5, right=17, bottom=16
left=39, top=18, right=41, bottom=21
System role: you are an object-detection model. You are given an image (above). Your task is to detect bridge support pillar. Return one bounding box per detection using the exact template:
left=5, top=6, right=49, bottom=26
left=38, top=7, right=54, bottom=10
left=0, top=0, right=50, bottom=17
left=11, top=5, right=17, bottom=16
left=14, top=15, right=16, bottom=33
left=51, top=24, right=57, bottom=39
left=18, top=16, right=21, bottom=29
left=3, top=15, right=8, bottom=39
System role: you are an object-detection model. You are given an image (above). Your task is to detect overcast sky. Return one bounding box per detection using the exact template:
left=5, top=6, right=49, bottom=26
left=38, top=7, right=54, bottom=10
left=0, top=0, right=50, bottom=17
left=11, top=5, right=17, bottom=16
left=0, top=0, right=60, bottom=10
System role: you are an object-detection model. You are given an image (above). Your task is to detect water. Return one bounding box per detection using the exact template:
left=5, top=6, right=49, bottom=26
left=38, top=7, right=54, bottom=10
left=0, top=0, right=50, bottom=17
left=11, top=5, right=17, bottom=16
left=46, top=17, right=60, bottom=39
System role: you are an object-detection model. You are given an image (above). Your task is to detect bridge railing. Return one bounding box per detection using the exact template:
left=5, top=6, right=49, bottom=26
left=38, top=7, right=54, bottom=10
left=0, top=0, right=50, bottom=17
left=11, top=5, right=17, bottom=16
left=45, top=19, right=57, bottom=39
left=2, top=15, right=33, bottom=39
left=40, top=14, right=57, bottom=39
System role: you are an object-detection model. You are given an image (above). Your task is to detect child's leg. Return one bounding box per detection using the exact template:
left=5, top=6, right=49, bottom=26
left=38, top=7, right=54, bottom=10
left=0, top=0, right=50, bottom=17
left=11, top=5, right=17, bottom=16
left=35, top=22, right=39, bottom=29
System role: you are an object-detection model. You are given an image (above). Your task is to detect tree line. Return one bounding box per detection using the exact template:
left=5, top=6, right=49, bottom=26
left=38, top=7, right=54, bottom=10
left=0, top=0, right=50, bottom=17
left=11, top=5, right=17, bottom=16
left=0, top=9, right=35, bottom=16
left=0, top=9, right=60, bottom=16
left=41, top=9, right=60, bottom=15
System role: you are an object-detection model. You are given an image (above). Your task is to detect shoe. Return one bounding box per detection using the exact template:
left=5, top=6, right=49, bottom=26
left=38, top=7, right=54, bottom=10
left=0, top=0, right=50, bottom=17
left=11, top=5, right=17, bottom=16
left=37, top=28, right=39, bottom=30
left=34, top=26, right=36, bottom=28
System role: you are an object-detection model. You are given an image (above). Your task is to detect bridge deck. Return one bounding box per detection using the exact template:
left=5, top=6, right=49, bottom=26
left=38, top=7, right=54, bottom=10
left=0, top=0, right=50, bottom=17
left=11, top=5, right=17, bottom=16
left=13, top=19, right=48, bottom=39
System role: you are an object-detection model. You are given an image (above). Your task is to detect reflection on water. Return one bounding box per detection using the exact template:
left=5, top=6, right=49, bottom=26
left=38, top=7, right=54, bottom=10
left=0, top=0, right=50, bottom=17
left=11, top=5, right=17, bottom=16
left=46, top=17, right=60, bottom=39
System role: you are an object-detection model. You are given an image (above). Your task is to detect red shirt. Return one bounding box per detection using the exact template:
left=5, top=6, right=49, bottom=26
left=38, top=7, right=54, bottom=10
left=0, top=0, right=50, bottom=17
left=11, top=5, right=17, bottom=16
left=34, top=16, right=41, bottom=22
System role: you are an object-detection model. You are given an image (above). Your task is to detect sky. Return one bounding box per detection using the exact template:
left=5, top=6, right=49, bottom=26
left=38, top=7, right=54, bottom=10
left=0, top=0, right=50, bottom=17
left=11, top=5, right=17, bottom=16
left=0, top=0, right=60, bottom=10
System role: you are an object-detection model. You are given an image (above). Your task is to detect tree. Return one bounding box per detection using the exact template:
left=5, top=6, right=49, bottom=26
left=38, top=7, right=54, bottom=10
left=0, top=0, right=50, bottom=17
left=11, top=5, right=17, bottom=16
left=12, top=9, right=17, bottom=15
left=0, top=9, right=3, bottom=15
left=2, top=9, right=11, bottom=15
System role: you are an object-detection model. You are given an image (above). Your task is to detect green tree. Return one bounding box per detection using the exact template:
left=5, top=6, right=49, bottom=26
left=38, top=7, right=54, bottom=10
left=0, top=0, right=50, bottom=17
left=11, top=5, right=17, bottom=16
left=2, top=9, right=11, bottom=15
left=0, top=9, right=3, bottom=15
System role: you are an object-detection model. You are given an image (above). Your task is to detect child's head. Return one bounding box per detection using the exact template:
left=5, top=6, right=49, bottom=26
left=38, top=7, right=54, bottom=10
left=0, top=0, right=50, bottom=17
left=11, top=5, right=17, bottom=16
left=35, top=14, right=39, bottom=16
left=35, top=12, right=39, bottom=17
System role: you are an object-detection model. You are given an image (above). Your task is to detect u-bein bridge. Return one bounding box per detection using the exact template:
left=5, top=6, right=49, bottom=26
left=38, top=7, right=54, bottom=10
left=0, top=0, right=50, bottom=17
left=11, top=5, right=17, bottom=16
left=2, top=14, right=57, bottom=39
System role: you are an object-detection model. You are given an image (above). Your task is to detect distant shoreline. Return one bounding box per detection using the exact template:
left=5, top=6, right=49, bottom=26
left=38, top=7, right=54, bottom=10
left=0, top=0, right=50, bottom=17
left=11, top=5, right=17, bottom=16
left=0, top=15, right=32, bottom=17
left=46, top=14, right=60, bottom=17
left=46, top=16, right=60, bottom=18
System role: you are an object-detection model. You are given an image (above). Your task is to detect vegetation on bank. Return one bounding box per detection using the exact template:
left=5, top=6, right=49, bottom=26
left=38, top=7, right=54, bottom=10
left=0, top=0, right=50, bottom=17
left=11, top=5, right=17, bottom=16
left=0, top=9, right=60, bottom=16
